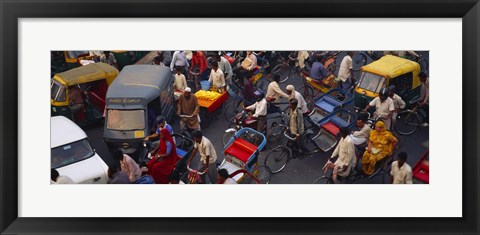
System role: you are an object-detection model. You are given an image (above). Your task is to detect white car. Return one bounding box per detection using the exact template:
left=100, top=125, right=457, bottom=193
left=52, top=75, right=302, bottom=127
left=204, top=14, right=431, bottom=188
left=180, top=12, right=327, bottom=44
left=51, top=116, right=109, bottom=184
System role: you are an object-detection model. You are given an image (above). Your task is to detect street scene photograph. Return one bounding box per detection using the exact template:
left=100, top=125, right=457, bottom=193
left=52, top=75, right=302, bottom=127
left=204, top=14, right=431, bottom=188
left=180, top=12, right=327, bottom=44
left=50, top=50, right=429, bottom=184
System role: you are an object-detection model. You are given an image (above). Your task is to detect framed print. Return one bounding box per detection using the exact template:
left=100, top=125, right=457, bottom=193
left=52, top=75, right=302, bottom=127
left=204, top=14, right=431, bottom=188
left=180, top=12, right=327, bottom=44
left=1, top=0, right=479, bottom=234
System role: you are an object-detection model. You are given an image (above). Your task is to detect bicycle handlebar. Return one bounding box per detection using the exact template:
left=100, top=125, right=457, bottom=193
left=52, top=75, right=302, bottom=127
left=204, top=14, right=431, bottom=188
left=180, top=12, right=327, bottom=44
left=179, top=114, right=194, bottom=118
left=186, top=164, right=206, bottom=175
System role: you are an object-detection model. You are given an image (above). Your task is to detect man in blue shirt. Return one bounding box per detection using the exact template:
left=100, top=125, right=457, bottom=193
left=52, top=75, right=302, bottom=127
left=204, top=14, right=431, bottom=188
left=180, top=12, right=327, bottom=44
left=144, top=116, right=173, bottom=147
left=309, top=55, right=330, bottom=81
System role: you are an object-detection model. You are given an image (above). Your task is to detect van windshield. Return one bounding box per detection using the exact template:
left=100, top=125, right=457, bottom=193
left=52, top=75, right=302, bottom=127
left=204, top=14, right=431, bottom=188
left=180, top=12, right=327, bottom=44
left=358, top=72, right=386, bottom=93
left=51, top=79, right=66, bottom=102
left=51, top=138, right=94, bottom=169
left=107, top=109, right=145, bottom=130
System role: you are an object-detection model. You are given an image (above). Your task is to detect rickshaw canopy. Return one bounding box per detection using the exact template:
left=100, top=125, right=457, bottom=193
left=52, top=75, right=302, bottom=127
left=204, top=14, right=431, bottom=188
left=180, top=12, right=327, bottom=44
left=105, top=65, right=172, bottom=108
left=53, top=62, right=119, bottom=86
left=361, top=55, right=421, bottom=88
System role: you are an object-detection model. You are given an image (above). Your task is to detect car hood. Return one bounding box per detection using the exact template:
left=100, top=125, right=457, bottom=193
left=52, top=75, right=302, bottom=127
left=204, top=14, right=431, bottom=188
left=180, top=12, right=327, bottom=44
left=56, top=154, right=109, bottom=184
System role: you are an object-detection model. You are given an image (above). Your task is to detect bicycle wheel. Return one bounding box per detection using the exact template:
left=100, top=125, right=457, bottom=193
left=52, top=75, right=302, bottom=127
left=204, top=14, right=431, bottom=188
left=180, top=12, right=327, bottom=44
left=352, top=53, right=368, bottom=71
left=419, top=59, right=429, bottom=73
left=312, top=176, right=334, bottom=184
left=224, top=102, right=241, bottom=123
left=222, top=131, right=236, bottom=146
left=272, top=63, right=291, bottom=84
left=298, top=85, right=315, bottom=105
left=252, top=165, right=272, bottom=184
left=395, top=111, right=420, bottom=135
left=264, top=146, right=290, bottom=174
left=267, top=123, right=285, bottom=146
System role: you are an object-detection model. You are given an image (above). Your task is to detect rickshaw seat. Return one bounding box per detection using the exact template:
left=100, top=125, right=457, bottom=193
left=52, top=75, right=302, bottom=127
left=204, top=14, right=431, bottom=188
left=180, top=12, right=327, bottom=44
left=224, top=138, right=258, bottom=163
left=322, top=122, right=339, bottom=136
left=413, top=163, right=429, bottom=183
left=177, top=148, right=187, bottom=158
left=315, top=96, right=342, bottom=113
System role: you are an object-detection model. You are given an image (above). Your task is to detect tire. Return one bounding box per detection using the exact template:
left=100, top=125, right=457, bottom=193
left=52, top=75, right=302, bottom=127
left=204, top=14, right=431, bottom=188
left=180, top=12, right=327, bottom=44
left=419, top=59, right=429, bottom=73
left=224, top=102, right=241, bottom=123
left=298, top=85, right=315, bottom=105
left=264, top=146, right=290, bottom=174
left=272, top=64, right=291, bottom=83
left=267, top=123, right=285, bottom=146
left=313, top=176, right=334, bottom=184
left=352, top=53, right=368, bottom=71
left=395, top=111, right=420, bottom=135
left=222, top=131, right=236, bottom=146
left=252, top=165, right=272, bottom=184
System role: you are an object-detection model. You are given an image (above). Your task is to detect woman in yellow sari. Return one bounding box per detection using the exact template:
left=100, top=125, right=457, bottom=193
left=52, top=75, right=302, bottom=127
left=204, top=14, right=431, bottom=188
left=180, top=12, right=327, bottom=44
left=361, top=121, right=397, bottom=175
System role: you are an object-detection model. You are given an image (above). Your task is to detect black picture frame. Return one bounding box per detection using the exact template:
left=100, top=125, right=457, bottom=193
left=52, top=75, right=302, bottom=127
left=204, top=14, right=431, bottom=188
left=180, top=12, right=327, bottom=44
left=1, top=0, right=478, bottom=234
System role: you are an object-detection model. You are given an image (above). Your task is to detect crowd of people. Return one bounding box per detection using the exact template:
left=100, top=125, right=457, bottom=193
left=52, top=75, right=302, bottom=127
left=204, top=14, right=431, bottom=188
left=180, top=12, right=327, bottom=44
left=53, top=51, right=428, bottom=185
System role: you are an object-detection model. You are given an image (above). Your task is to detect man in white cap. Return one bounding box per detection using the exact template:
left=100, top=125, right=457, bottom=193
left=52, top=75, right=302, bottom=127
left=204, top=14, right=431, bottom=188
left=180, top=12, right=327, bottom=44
left=177, top=87, right=200, bottom=130
left=285, top=85, right=308, bottom=114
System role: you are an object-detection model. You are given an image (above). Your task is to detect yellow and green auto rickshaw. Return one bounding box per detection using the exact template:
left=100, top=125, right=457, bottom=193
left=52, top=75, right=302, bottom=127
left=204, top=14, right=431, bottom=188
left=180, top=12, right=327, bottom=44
left=51, top=62, right=119, bottom=126
left=354, top=55, right=421, bottom=108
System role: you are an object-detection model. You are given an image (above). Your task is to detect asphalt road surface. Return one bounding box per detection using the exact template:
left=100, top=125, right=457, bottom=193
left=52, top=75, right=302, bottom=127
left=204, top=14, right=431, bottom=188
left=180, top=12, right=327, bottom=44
left=83, top=51, right=429, bottom=184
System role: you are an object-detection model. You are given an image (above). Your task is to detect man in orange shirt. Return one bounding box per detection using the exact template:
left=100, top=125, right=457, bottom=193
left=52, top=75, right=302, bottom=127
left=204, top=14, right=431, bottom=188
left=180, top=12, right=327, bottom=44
left=190, top=51, right=209, bottom=80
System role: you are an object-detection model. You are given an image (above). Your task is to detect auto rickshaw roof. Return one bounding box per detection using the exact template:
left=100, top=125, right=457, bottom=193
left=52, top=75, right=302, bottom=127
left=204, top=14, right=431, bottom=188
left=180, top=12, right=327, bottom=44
left=54, top=63, right=119, bottom=86
left=361, top=55, right=420, bottom=79
left=106, top=65, right=172, bottom=104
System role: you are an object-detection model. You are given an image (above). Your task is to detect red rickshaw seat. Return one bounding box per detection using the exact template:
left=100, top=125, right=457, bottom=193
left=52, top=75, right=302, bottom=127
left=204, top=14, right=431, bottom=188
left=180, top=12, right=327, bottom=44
left=413, top=163, right=429, bottom=183
left=224, top=138, right=258, bottom=163
left=322, top=121, right=339, bottom=136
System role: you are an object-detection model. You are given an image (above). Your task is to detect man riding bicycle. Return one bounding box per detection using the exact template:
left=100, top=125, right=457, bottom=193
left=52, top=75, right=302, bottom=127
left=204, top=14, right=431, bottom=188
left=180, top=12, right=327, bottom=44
left=362, top=87, right=395, bottom=130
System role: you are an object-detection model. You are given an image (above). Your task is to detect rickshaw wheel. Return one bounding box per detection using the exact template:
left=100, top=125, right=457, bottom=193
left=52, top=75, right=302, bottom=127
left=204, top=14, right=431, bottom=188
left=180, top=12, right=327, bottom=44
left=272, top=64, right=291, bottom=84
left=264, top=146, right=290, bottom=174
left=298, top=85, right=315, bottom=105
left=252, top=165, right=272, bottom=184
left=313, top=176, right=334, bottom=184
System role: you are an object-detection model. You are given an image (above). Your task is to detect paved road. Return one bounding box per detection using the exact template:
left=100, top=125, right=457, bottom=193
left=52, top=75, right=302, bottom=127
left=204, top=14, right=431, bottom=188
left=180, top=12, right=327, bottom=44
left=83, top=51, right=429, bottom=184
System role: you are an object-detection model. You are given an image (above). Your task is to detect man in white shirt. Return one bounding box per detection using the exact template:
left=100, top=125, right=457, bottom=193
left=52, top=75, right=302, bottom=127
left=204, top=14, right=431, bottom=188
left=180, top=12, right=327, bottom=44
left=295, top=51, right=309, bottom=69
left=350, top=113, right=371, bottom=146
left=190, top=130, right=218, bottom=184
left=208, top=61, right=226, bottom=92
left=170, top=51, right=189, bottom=77
left=266, top=74, right=289, bottom=101
left=388, top=85, right=406, bottom=127
left=100, top=51, right=118, bottom=69
left=173, top=67, right=187, bottom=100
left=322, top=127, right=356, bottom=183
left=285, top=85, right=308, bottom=114
left=337, top=51, right=354, bottom=90
left=244, top=90, right=268, bottom=132
left=390, top=152, right=413, bottom=184
left=241, top=51, right=257, bottom=71
left=363, top=87, right=395, bottom=130
left=216, top=54, right=233, bottom=85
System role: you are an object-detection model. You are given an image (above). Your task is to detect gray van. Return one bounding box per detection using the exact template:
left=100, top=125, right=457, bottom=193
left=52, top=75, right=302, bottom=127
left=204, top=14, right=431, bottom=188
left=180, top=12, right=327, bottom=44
left=103, top=65, right=174, bottom=158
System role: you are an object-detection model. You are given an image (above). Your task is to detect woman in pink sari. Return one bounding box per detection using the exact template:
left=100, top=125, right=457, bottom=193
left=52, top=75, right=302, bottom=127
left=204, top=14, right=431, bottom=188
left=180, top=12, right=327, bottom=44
left=147, top=128, right=179, bottom=184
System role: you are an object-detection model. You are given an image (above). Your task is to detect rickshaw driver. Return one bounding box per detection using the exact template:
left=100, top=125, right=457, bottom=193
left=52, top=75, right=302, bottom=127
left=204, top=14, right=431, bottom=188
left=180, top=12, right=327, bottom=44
left=243, top=90, right=268, bottom=133
left=177, top=87, right=201, bottom=131
left=68, top=86, right=85, bottom=113
left=144, top=116, right=174, bottom=147
left=362, top=87, right=395, bottom=130
left=189, top=130, right=218, bottom=184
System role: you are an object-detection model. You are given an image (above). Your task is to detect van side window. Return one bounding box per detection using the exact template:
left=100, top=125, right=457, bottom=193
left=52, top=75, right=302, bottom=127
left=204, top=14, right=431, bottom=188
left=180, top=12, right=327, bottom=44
left=147, top=97, right=162, bottom=131
left=390, top=72, right=413, bottom=97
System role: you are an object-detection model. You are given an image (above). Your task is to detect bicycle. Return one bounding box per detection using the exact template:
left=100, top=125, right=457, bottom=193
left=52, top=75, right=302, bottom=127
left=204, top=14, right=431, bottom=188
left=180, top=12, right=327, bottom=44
left=263, top=126, right=323, bottom=174
left=395, top=102, right=428, bottom=135
left=270, top=52, right=303, bottom=84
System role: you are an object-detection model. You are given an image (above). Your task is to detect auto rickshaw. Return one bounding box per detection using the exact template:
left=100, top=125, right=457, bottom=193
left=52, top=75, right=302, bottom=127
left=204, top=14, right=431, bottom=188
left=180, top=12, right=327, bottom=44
left=103, top=65, right=175, bottom=159
left=111, top=50, right=151, bottom=70
left=354, top=55, right=421, bottom=108
left=51, top=62, right=119, bottom=126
